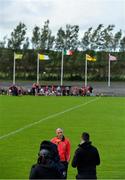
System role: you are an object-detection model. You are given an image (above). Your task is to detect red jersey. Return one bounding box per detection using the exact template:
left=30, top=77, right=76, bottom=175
left=51, top=136, right=70, bottom=162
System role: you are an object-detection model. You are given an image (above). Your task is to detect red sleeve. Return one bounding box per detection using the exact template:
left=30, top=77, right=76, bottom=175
left=66, top=139, right=71, bottom=162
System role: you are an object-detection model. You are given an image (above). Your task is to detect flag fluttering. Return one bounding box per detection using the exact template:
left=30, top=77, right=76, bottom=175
left=84, top=53, right=96, bottom=87
left=13, top=53, right=23, bottom=85
left=86, top=54, right=96, bottom=62
left=108, top=54, right=117, bottom=87
left=61, top=50, right=73, bottom=86
left=38, top=54, right=50, bottom=60
left=64, top=50, right=73, bottom=56
left=37, top=53, right=50, bottom=84
left=14, top=53, right=23, bottom=60
left=109, top=54, right=117, bottom=61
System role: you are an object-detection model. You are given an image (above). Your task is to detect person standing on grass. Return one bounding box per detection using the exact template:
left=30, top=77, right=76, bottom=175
left=29, top=149, right=64, bottom=179
left=51, top=128, right=71, bottom=179
left=72, top=132, right=100, bottom=179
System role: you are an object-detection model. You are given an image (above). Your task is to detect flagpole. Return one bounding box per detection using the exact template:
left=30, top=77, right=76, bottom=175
left=13, top=52, right=16, bottom=85
left=108, top=58, right=111, bottom=87
left=37, top=54, right=39, bottom=84
left=85, top=58, right=87, bottom=87
left=61, top=50, right=64, bottom=86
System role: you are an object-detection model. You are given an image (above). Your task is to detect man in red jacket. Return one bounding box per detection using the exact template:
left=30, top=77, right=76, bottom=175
left=51, top=128, right=71, bottom=179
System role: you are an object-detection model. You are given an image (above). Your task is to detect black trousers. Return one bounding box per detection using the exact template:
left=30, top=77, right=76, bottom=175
left=61, top=161, right=68, bottom=179
left=76, top=173, right=97, bottom=179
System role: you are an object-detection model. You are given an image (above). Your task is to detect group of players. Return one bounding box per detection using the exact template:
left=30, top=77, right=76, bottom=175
left=1, top=83, right=93, bottom=96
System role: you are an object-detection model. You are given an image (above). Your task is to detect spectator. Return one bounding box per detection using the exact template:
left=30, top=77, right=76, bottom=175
left=65, top=86, right=70, bottom=96
left=72, top=132, right=100, bottom=179
left=51, top=128, right=71, bottom=179
left=31, top=83, right=36, bottom=96
left=12, top=85, right=18, bottom=96
left=56, top=86, right=61, bottom=95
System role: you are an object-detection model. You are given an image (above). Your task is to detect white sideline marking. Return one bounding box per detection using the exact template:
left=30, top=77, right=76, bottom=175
left=0, top=97, right=100, bottom=140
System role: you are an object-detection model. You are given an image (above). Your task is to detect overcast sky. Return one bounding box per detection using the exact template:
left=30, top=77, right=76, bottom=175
left=0, top=0, right=125, bottom=40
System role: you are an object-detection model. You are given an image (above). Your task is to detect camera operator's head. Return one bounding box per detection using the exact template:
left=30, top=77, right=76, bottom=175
left=38, top=149, right=51, bottom=164
left=39, top=140, right=60, bottom=162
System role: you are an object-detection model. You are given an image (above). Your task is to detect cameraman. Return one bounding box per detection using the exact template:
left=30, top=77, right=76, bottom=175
left=29, top=140, right=65, bottom=179
left=29, top=148, right=64, bottom=179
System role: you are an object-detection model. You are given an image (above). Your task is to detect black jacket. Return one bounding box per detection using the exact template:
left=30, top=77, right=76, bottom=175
left=29, top=160, right=64, bottom=179
left=39, top=140, right=65, bottom=174
left=72, top=141, right=100, bottom=179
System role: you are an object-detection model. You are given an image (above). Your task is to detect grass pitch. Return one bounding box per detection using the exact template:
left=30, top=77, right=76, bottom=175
left=0, top=96, right=125, bottom=179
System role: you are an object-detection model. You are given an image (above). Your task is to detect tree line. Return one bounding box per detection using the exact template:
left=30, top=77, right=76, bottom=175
left=0, top=20, right=125, bottom=81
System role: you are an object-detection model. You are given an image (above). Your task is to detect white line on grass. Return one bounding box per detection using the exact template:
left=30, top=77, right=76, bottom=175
left=0, top=97, right=100, bottom=140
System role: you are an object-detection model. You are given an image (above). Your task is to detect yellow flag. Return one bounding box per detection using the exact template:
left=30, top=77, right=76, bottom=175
left=38, top=54, right=50, bottom=60
left=86, top=54, right=96, bottom=62
left=14, top=53, right=23, bottom=60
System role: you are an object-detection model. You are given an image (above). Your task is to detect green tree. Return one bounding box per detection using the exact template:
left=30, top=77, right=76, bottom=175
left=7, top=22, right=27, bottom=49
left=99, top=25, right=115, bottom=51
left=0, top=48, right=13, bottom=79
left=23, top=37, right=30, bottom=50
left=40, top=20, right=55, bottom=50
left=65, top=24, right=79, bottom=50
left=90, top=24, right=104, bottom=50
left=55, top=28, right=65, bottom=50
left=31, top=26, right=41, bottom=49
left=119, top=36, right=125, bottom=52
left=55, top=24, right=79, bottom=51
left=47, top=31, right=55, bottom=50
left=81, top=27, right=92, bottom=51
left=112, top=30, right=122, bottom=51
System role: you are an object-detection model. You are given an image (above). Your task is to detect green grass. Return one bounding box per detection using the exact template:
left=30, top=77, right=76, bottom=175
left=0, top=96, right=125, bottom=179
